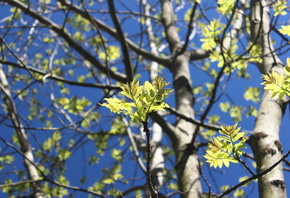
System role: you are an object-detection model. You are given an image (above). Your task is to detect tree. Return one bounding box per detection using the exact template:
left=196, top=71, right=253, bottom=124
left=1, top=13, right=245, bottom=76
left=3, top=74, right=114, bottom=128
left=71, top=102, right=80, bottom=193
left=0, top=0, right=289, bottom=197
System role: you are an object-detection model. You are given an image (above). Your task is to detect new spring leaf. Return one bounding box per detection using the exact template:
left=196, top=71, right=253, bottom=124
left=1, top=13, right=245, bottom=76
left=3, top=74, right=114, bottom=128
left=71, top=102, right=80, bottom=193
left=204, top=123, right=247, bottom=168
left=261, top=58, right=290, bottom=100
left=100, top=76, right=172, bottom=123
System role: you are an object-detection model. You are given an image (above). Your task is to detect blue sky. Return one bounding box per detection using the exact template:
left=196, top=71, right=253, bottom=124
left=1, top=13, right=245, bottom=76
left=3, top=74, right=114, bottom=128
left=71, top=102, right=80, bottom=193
left=0, top=0, right=290, bottom=197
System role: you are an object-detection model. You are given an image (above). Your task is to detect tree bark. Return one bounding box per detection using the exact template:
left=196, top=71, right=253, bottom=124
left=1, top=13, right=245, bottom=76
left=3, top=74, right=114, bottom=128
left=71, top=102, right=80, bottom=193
left=249, top=0, right=286, bottom=197
left=142, top=0, right=165, bottom=190
left=160, top=1, right=202, bottom=197
left=0, top=64, right=44, bottom=198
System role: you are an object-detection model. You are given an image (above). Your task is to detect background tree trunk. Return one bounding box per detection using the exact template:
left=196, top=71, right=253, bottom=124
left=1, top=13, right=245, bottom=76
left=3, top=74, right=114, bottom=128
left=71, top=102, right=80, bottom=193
left=0, top=64, right=44, bottom=198
left=160, top=0, right=202, bottom=197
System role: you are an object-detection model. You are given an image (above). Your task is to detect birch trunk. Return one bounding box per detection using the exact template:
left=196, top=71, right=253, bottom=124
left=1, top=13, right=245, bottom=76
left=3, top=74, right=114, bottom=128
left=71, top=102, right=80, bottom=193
left=0, top=64, right=44, bottom=198
left=160, top=1, right=202, bottom=197
left=249, top=0, right=286, bottom=197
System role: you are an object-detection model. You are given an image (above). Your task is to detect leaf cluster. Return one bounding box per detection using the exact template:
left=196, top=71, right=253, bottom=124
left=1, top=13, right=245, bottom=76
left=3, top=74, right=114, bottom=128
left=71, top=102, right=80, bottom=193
left=204, top=123, right=247, bottom=168
left=217, top=0, right=235, bottom=15
left=100, top=76, right=172, bottom=123
left=200, top=19, right=222, bottom=51
left=261, top=58, right=290, bottom=100
left=273, top=0, right=287, bottom=16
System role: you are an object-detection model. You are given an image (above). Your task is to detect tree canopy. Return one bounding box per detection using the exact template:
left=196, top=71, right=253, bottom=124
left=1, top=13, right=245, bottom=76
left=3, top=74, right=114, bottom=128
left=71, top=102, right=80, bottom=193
left=0, top=0, right=290, bottom=198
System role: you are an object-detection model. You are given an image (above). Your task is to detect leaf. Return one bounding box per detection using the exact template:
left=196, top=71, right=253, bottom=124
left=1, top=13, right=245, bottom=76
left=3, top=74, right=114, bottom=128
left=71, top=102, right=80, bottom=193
left=219, top=102, right=230, bottom=112
left=111, top=149, right=122, bottom=162
left=43, top=138, right=53, bottom=151
left=103, top=178, right=114, bottom=184
left=217, top=0, right=235, bottom=15
left=100, top=98, right=126, bottom=114
left=219, top=123, right=240, bottom=137
left=273, top=0, right=287, bottom=16
left=78, top=75, right=86, bottom=83
left=99, top=46, right=120, bottom=61
left=261, top=71, right=287, bottom=100
left=279, top=25, right=290, bottom=36
left=200, top=19, right=221, bottom=51
left=244, top=87, right=260, bottom=103
left=204, top=124, right=247, bottom=168
left=284, top=59, right=290, bottom=75
left=58, top=148, right=72, bottom=161
left=101, top=76, right=172, bottom=123
left=59, top=98, right=70, bottom=106
left=52, top=131, right=62, bottom=142
left=204, top=152, right=237, bottom=168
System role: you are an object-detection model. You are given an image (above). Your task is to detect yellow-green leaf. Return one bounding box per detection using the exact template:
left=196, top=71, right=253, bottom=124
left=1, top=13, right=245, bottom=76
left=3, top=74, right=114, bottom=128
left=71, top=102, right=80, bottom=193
left=280, top=25, right=290, bottom=36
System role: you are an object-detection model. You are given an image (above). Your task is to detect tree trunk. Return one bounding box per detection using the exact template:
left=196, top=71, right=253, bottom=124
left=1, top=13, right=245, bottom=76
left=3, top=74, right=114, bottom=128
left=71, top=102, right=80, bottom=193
left=0, top=64, right=44, bottom=198
left=160, top=0, right=202, bottom=197
left=172, top=54, right=202, bottom=198
left=249, top=0, right=286, bottom=197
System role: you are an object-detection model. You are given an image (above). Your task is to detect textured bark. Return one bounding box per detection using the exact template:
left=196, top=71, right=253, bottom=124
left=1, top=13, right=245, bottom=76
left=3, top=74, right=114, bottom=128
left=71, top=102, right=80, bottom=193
left=0, top=64, right=44, bottom=198
left=160, top=0, right=202, bottom=197
left=160, top=1, right=201, bottom=197
left=249, top=0, right=286, bottom=197
left=172, top=54, right=202, bottom=198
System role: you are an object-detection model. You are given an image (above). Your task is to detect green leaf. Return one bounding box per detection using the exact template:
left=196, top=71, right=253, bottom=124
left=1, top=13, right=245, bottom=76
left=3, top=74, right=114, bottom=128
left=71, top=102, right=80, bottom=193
left=78, top=75, right=86, bottom=83
left=273, top=0, right=287, bottom=16
left=52, top=131, right=62, bottom=142
left=100, top=76, right=172, bottom=123
left=280, top=25, right=290, bottom=36
left=204, top=124, right=247, bottom=168
left=244, top=87, right=260, bottom=103
left=111, top=149, right=122, bottom=162
left=58, top=148, right=72, bottom=161
left=99, top=46, right=120, bottom=61
left=43, top=138, right=53, bottom=151
left=217, top=0, right=235, bottom=15
left=219, top=102, right=230, bottom=112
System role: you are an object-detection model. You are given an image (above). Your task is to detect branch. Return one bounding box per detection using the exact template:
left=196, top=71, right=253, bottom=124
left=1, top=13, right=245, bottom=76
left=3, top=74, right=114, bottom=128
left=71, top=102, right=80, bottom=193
left=191, top=0, right=244, bottom=143
left=160, top=0, right=181, bottom=53
left=189, top=49, right=210, bottom=61
left=0, top=60, right=121, bottom=90
left=3, top=0, right=126, bottom=82
left=179, top=2, right=198, bottom=54
left=168, top=108, right=221, bottom=131
left=122, top=117, right=147, bottom=174
left=0, top=37, right=36, bottom=80
left=107, top=0, right=133, bottom=82
left=217, top=150, right=290, bottom=198
left=0, top=65, right=44, bottom=198
left=0, top=137, right=106, bottom=198
left=149, top=112, right=176, bottom=142
left=142, top=121, right=158, bottom=198
left=57, top=0, right=171, bottom=68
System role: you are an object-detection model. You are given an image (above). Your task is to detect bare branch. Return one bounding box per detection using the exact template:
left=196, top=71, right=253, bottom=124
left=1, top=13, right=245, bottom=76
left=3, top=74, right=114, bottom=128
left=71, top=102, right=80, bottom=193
left=3, top=0, right=126, bottom=82
left=0, top=137, right=106, bottom=198
left=107, top=0, right=133, bottom=82
left=0, top=60, right=121, bottom=90
left=218, top=150, right=290, bottom=198
left=57, top=0, right=171, bottom=68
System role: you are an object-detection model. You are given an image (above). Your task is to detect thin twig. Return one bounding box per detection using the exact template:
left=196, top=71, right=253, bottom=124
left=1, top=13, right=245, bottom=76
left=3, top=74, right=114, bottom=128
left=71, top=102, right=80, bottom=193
left=107, top=0, right=133, bottom=82
left=217, top=150, right=290, bottom=197
left=0, top=137, right=106, bottom=198
left=122, top=117, right=147, bottom=173
left=142, top=121, right=158, bottom=198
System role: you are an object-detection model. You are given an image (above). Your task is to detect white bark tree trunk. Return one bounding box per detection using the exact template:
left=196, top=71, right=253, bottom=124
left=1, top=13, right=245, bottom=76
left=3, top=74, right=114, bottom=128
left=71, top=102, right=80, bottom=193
left=250, top=0, right=286, bottom=197
left=143, top=0, right=165, bottom=190
left=160, top=0, right=202, bottom=197
left=0, top=64, right=44, bottom=198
